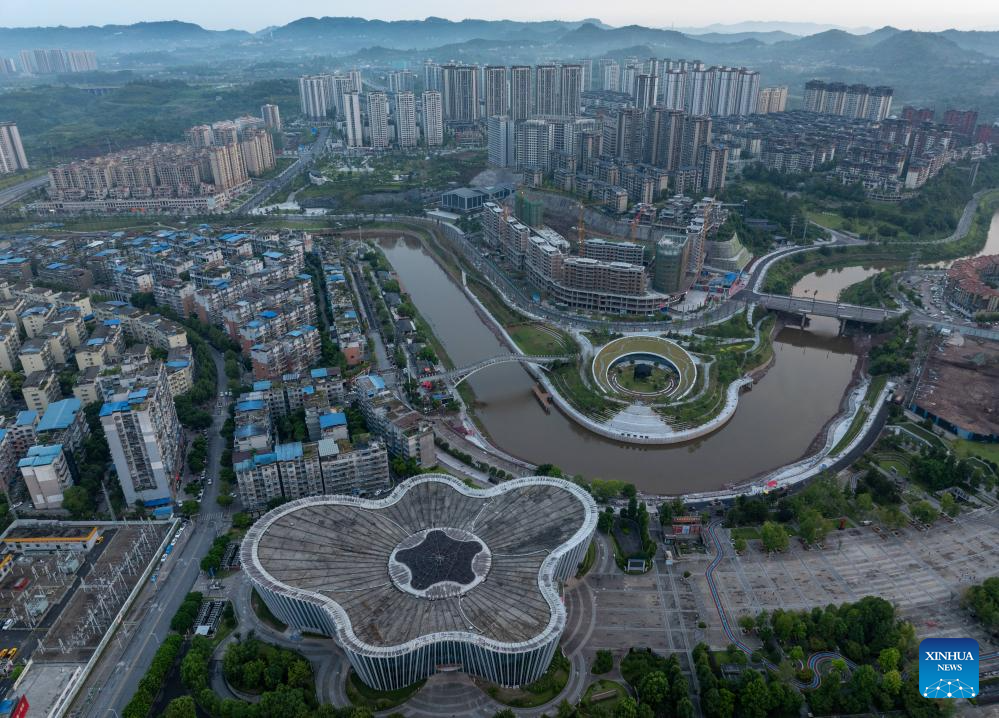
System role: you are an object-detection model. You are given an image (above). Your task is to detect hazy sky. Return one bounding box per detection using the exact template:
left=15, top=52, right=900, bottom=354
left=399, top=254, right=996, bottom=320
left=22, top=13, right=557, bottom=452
left=2, top=0, right=997, bottom=32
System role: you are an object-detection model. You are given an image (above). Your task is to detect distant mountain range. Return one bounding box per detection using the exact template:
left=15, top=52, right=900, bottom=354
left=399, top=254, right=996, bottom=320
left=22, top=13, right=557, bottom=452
left=1, top=17, right=998, bottom=118
left=1, top=17, right=999, bottom=59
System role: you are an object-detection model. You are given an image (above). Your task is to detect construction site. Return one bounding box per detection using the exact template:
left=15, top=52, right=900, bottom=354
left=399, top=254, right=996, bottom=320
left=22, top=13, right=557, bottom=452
left=0, top=520, right=173, bottom=716
left=910, top=333, right=999, bottom=441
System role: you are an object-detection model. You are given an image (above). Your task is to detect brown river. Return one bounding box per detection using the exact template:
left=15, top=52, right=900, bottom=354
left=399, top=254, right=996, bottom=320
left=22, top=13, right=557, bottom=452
left=377, top=211, right=999, bottom=493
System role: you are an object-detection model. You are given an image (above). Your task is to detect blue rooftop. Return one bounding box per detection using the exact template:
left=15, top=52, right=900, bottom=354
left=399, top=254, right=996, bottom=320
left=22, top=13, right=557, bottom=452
left=18, top=443, right=63, bottom=468
left=263, top=251, right=283, bottom=259
left=275, top=442, right=303, bottom=461
left=369, top=375, right=386, bottom=391
left=235, top=399, right=265, bottom=412
left=310, top=368, right=329, bottom=379
left=37, top=398, right=81, bottom=432
left=16, top=410, right=38, bottom=426
left=252, top=380, right=271, bottom=391
left=319, top=412, right=347, bottom=429
left=166, top=360, right=190, bottom=369
left=99, top=401, right=131, bottom=417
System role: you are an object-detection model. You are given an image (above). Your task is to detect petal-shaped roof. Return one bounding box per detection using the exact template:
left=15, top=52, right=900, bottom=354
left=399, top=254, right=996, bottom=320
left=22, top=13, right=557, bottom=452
left=242, top=474, right=597, bottom=655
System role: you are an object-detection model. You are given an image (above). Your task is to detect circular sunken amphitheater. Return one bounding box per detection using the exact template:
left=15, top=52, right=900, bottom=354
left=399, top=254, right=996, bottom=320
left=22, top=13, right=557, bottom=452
left=241, top=474, right=597, bottom=690
left=592, top=336, right=697, bottom=400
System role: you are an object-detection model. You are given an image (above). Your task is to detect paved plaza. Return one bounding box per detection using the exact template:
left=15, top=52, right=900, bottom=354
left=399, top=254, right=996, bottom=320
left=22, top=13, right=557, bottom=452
left=692, top=507, right=999, bottom=652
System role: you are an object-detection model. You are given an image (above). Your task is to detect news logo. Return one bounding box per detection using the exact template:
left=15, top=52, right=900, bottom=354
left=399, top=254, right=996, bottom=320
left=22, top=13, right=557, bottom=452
left=919, top=637, right=978, bottom=699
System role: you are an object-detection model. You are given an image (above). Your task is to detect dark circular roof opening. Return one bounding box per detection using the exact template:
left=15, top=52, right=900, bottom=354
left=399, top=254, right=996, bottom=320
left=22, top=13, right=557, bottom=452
left=388, top=527, right=493, bottom=599
left=396, top=529, right=483, bottom=590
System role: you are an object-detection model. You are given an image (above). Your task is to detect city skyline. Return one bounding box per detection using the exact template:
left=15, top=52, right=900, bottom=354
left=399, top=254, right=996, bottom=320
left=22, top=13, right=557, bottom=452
left=1, top=1, right=998, bottom=33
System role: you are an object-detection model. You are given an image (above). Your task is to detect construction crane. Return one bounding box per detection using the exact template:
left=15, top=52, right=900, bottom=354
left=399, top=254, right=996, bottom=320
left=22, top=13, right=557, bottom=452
left=577, top=203, right=585, bottom=250
left=629, top=214, right=640, bottom=242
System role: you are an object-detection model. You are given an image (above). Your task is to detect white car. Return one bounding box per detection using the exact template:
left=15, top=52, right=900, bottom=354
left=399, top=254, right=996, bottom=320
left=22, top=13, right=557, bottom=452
left=3, top=618, right=14, bottom=630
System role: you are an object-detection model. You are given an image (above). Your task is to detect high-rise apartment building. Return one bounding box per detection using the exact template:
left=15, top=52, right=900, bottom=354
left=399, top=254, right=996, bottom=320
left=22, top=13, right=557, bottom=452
left=366, top=92, right=390, bottom=148
left=510, top=66, right=532, bottom=122
left=19, top=444, right=72, bottom=510
left=441, top=64, right=479, bottom=124
left=685, top=64, right=714, bottom=116
left=735, top=69, right=760, bottom=116
left=261, top=103, right=282, bottom=131
left=661, top=69, right=686, bottom=110
left=756, top=86, right=788, bottom=114
left=421, top=91, right=444, bottom=146
left=635, top=74, right=659, bottom=110
left=298, top=75, right=332, bottom=119
left=348, top=70, right=362, bottom=93
left=343, top=93, right=364, bottom=147
left=487, top=115, right=515, bottom=168
left=395, top=92, right=418, bottom=147
left=804, top=80, right=893, bottom=121
left=681, top=115, right=712, bottom=168
left=516, top=119, right=552, bottom=170
left=18, top=49, right=96, bottom=74
left=0, top=122, right=29, bottom=175
left=644, top=108, right=685, bottom=170
left=615, top=109, right=645, bottom=163
left=388, top=70, right=416, bottom=93
left=598, top=59, right=621, bottom=92
left=423, top=60, right=442, bottom=91
left=484, top=66, right=509, bottom=118
left=534, top=64, right=582, bottom=117
left=100, top=362, right=181, bottom=506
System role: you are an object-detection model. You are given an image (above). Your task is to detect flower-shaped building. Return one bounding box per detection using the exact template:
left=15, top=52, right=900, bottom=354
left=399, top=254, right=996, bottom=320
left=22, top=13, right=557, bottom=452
left=241, top=474, right=597, bottom=690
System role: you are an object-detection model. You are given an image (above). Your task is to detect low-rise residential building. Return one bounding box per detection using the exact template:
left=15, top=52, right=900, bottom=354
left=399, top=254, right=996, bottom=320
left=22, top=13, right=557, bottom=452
left=0, top=321, right=20, bottom=371
left=250, top=325, right=321, bottom=381
left=355, top=376, right=436, bottom=469
left=21, top=370, right=61, bottom=413
left=36, top=397, right=89, bottom=454
left=19, top=337, right=54, bottom=374
left=19, top=444, right=73, bottom=510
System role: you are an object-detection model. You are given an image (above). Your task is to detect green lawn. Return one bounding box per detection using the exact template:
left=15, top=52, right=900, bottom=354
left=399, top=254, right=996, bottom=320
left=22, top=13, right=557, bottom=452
left=877, top=459, right=910, bottom=479
left=579, top=680, right=629, bottom=716
left=508, top=322, right=573, bottom=355
left=954, top=440, right=999, bottom=465
left=345, top=670, right=425, bottom=711
left=730, top=527, right=761, bottom=541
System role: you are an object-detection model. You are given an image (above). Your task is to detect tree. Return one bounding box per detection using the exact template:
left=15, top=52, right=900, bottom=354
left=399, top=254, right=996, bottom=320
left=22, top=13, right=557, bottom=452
left=164, top=696, right=197, bottom=718
left=939, top=491, right=959, bottom=517
left=738, top=673, right=774, bottom=718
left=217, top=494, right=235, bottom=507
left=733, top=537, right=747, bottom=553
left=911, top=500, right=938, bottom=525
left=592, top=649, right=614, bottom=674
left=638, top=671, right=670, bottom=709
left=760, top=521, right=789, bottom=553
left=798, top=509, right=828, bottom=546
left=232, top=512, right=253, bottom=530
left=878, top=646, right=900, bottom=672
left=62, top=485, right=94, bottom=518
left=614, top=697, right=638, bottom=718
left=181, top=500, right=201, bottom=515
left=883, top=668, right=903, bottom=695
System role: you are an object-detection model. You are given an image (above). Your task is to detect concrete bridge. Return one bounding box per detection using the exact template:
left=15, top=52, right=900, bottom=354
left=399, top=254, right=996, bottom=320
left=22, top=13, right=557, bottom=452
left=749, top=292, right=904, bottom=324
left=426, top=354, right=574, bottom=385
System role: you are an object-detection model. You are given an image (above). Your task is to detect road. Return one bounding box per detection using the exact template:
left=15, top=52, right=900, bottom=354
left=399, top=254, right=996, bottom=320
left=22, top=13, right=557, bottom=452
left=0, top=176, right=47, bottom=208
left=237, top=126, right=330, bottom=216
left=80, top=347, right=231, bottom=718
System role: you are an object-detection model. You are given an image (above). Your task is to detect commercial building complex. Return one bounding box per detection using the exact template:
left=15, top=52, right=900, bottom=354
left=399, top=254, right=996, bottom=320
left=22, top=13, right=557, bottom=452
left=242, top=475, right=597, bottom=690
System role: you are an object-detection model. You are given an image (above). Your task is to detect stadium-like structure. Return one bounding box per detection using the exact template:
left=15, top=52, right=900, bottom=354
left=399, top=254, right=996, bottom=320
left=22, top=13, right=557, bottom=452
left=241, top=474, right=598, bottom=690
